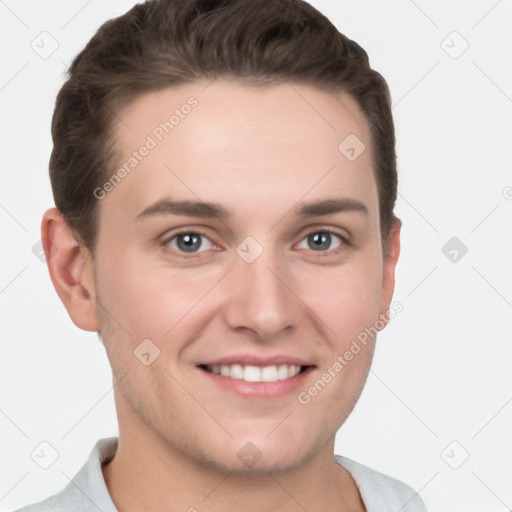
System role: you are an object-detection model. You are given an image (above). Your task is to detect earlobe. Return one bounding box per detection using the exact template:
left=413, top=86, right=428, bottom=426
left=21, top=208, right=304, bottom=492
left=379, top=218, right=402, bottom=325
left=41, top=207, right=100, bottom=332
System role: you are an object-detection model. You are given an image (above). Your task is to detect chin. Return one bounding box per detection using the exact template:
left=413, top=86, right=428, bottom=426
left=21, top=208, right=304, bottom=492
left=191, top=433, right=323, bottom=476
left=203, top=450, right=311, bottom=475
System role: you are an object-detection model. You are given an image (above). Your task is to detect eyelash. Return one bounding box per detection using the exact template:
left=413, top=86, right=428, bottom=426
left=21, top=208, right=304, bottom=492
left=161, top=228, right=351, bottom=259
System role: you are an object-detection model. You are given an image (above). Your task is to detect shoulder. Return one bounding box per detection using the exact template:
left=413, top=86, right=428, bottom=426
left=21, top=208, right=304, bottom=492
left=13, top=489, right=88, bottom=512
left=12, top=437, right=119, bottom=512
left=335, top=455, right=427, bottom=512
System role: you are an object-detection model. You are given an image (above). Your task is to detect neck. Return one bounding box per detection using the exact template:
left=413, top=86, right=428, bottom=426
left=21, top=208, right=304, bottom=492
left=102, top=399, right=365, bottom=512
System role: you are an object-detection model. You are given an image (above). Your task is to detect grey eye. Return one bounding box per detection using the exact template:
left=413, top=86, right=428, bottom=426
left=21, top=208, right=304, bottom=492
left=298, top=231, right=343, bottom=251
left=167, top=233, right=213, bottom=253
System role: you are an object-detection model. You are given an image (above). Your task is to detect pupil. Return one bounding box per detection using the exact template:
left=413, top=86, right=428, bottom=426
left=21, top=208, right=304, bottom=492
left=309, top=232, right=330, bottom=251
left=177, top=233, right=201, bottom=252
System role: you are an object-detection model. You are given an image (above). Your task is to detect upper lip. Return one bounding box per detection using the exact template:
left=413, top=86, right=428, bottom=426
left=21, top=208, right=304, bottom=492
left=198, top=354, right=315, bottom=367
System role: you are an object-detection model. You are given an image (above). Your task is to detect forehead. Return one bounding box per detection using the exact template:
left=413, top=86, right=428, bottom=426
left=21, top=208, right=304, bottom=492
left=105, top=79, right=377, bottom=222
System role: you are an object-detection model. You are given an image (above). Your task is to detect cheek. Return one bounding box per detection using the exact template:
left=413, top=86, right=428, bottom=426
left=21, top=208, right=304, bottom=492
left=100, top=259, right=215, bottom=343
left=297, top=259, right=383, bottom=343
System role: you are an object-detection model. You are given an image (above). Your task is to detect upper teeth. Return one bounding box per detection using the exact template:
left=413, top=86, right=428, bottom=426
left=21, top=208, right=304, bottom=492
left=206, top=364, right=302, bottom=382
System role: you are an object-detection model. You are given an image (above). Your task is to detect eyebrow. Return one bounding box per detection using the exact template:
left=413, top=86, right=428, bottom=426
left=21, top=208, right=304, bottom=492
left=296, top=198, right=368, bottom=217
left=136, top=200, right=230, bottom=220
left=135, top=197, right=368, bottom=221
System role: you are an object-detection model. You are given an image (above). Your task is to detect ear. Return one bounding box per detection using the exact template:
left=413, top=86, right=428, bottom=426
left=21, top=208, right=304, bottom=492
left=41, top=207, right=100, bottom=332
left=378, top=218, right=401, bottom=324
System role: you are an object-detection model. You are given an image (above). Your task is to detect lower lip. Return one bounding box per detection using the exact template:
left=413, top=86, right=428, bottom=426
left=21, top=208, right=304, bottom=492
left=198, top=366, right=315, bottom=399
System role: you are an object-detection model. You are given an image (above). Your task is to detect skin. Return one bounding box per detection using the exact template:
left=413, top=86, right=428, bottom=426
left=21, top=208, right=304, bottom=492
left=43, top=79, right=401, bottom=512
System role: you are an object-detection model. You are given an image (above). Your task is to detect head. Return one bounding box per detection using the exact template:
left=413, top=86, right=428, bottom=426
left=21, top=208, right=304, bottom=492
left=44, top=0, right=401, bottom=474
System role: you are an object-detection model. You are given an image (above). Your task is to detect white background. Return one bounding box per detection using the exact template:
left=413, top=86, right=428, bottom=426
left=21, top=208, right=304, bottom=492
left=1, top=1, right=511, bottom=511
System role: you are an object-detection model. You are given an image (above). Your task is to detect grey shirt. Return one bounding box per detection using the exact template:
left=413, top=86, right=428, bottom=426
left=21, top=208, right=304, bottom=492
left=14, top=437, right=427, bottom=511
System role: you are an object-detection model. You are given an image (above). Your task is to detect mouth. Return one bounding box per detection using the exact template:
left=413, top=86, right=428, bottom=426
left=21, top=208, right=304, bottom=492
left=196, top=355, right=316, bottom=398
left=199, top=363, right=311, bottom=383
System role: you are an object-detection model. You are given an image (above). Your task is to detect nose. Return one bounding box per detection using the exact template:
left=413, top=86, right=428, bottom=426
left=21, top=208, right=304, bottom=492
left=222, top=246, right=300, bottom=341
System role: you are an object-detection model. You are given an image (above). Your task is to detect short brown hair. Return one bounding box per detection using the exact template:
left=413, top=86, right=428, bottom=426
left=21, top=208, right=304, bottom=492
left=50, top=0, right=398, bottom=256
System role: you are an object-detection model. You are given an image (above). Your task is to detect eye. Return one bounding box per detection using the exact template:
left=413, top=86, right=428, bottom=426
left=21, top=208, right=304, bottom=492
left=297, top=231, right=345, bottom=252
left=165, top=232, right=214, bottom=253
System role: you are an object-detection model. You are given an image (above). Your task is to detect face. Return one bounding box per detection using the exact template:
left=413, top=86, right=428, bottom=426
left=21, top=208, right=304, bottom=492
left=89, top=79, right=398, bottom=473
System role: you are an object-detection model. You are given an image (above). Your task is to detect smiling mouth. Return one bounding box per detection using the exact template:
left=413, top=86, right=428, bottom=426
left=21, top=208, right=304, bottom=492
left=199, top=363, right=311, bottom=383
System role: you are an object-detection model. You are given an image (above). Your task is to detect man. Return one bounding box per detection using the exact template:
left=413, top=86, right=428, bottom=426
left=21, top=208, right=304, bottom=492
left=16, top=0, right=427, bottom=510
